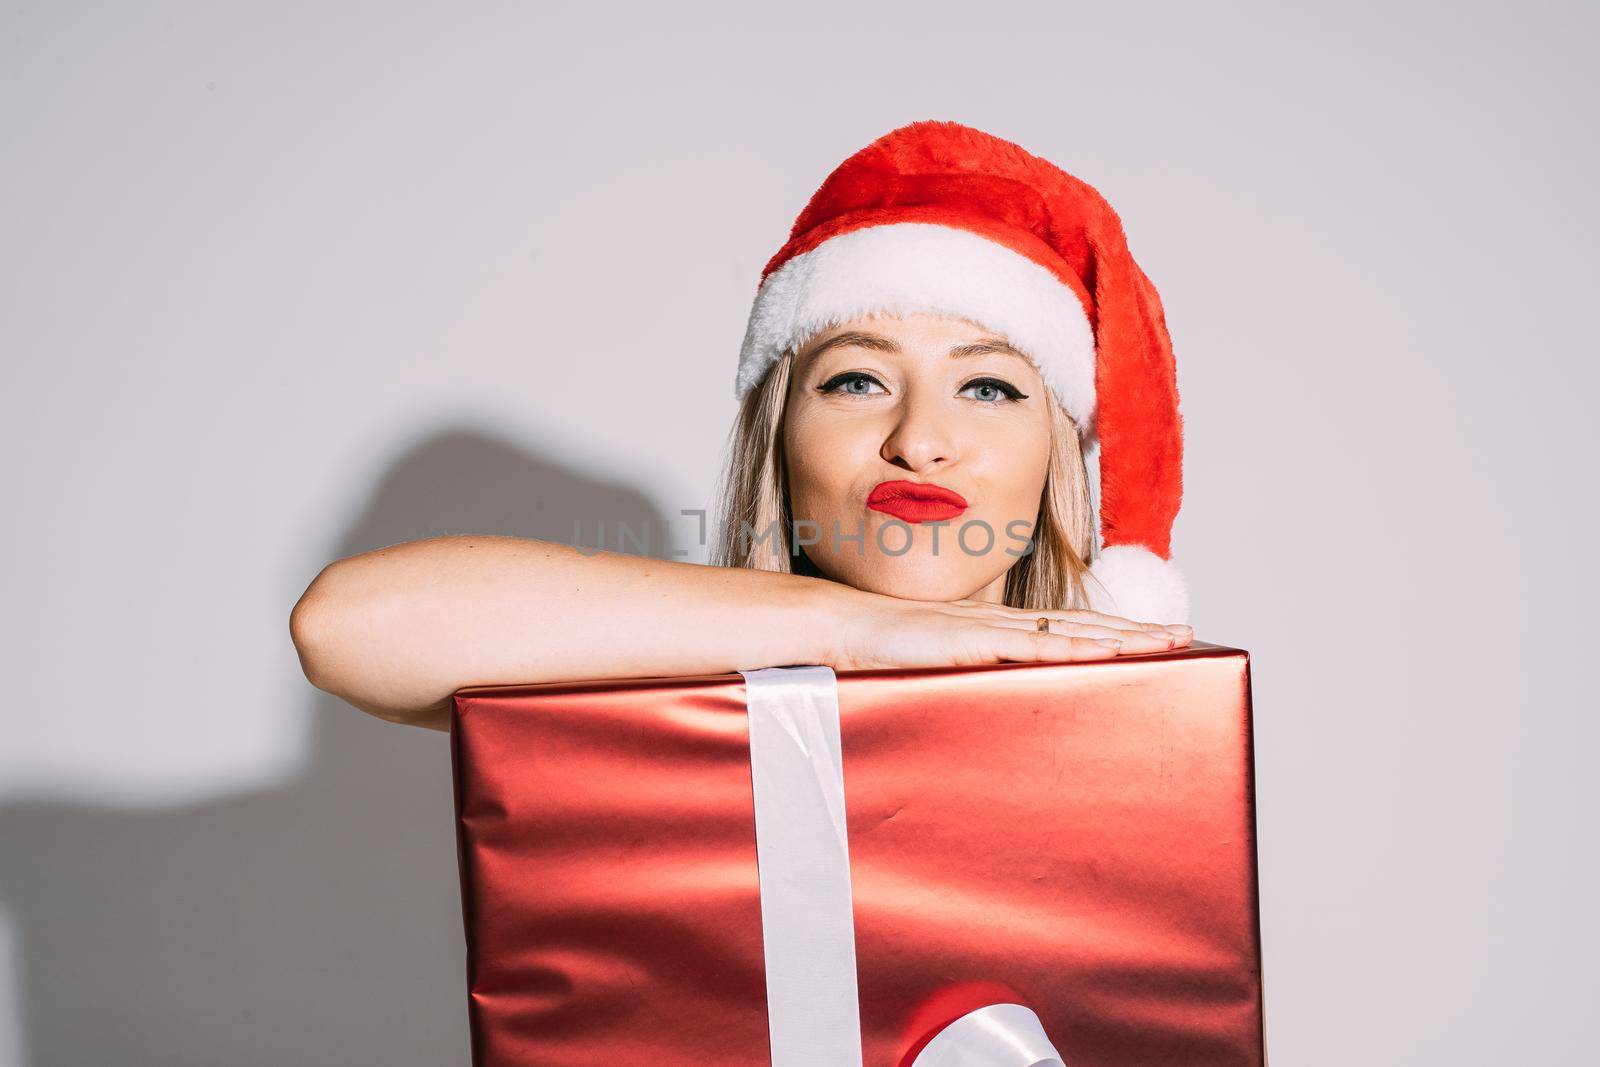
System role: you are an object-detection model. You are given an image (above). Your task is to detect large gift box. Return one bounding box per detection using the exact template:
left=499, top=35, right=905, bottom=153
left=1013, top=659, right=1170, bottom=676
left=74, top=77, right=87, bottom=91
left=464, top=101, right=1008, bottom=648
left=449, top=641, right=1264, bottom=1066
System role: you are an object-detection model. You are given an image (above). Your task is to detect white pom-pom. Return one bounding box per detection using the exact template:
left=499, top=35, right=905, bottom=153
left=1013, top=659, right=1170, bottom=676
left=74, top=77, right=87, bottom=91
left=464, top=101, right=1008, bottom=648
left=1084, top=545, right=1191, bottom=625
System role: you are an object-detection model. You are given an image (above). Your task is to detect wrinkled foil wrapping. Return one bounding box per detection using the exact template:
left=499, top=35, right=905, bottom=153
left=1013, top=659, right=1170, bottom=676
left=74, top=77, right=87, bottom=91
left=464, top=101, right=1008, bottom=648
left=450, top=641, right=1263, bottom=1066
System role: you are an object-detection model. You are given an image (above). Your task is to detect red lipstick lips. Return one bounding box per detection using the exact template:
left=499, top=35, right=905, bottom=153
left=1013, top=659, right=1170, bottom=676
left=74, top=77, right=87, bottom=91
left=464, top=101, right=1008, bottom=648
left=866, top=479, right=969, bottom=524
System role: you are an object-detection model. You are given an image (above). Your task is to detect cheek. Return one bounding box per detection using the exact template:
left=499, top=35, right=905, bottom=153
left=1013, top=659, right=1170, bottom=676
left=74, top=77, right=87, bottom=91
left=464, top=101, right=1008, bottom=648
left=784, top=410, right=872, bottom=512
left=972, top=417, right=1053, bottom=517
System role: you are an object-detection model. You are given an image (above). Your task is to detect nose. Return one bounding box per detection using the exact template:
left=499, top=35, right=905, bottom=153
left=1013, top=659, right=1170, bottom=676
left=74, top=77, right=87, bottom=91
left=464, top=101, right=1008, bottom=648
left=879, top=387, right=958, bottom=473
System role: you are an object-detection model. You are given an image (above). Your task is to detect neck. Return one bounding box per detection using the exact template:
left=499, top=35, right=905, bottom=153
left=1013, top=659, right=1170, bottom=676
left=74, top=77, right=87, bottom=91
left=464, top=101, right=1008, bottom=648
left=967, top=571, right=1009, bottom=605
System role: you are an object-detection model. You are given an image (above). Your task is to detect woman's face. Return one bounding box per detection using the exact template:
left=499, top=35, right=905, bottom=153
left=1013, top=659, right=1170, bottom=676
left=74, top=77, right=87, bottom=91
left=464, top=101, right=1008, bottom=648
left=782, top=312, right=1054, bottom=602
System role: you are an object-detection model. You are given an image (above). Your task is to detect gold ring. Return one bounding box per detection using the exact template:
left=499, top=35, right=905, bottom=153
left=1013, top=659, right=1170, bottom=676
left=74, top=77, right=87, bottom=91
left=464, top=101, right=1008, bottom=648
left=1036, top=616, right=1050, bottom=634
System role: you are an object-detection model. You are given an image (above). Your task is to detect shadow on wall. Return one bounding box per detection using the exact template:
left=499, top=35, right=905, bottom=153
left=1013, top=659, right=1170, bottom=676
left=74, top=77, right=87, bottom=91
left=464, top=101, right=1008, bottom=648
left=0, top=427, right=673, bottom=1066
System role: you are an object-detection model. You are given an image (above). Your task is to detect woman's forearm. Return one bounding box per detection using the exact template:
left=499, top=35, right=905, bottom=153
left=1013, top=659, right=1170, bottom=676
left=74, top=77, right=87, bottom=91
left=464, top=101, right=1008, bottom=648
left=289, top=535, right=850, bottom=731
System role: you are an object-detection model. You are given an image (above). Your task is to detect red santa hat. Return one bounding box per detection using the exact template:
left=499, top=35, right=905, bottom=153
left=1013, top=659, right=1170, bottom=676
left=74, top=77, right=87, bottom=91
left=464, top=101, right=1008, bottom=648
left=735, top=119, right=1189, bottom=624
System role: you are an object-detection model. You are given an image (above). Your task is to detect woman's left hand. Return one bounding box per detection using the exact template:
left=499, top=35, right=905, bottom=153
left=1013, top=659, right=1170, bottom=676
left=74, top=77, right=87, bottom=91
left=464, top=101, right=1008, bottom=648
left=946, top=599, right=1193, bottom=653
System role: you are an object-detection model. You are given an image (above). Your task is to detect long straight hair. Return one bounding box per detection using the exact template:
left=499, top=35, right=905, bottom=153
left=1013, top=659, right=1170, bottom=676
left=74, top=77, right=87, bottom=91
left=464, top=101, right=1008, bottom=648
left=710, top=347, right=1097, bottom=611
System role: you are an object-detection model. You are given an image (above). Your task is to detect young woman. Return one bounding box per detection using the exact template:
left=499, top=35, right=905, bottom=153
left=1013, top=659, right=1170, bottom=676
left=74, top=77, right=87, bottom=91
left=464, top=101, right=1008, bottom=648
left=290, top=121, right=1195, bottom=732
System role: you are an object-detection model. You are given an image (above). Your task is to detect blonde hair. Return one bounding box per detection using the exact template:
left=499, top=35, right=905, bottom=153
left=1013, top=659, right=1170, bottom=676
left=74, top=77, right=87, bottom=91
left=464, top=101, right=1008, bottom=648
left=711, top=346, right=1097, bottom=610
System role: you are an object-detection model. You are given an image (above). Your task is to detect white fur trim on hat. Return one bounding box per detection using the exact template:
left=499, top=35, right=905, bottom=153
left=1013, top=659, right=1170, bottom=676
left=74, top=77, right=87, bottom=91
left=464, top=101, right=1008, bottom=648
left=736, top=222, right=1097, bottom=431
left=1083, top=544, right=1191, bottom=625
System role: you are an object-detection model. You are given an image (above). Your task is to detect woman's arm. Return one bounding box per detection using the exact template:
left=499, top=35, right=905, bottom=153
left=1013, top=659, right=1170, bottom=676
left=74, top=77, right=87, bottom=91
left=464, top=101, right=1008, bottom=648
left=289, top=535, right=1187, bottom=731
left=290, top=536, right=848, bottom=731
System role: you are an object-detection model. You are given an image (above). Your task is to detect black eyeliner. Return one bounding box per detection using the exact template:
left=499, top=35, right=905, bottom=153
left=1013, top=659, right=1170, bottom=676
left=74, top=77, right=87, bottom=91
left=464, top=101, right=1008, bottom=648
left=964, top=376, right=1029, bottom=401
left=817, top=371, right=884, bottom=393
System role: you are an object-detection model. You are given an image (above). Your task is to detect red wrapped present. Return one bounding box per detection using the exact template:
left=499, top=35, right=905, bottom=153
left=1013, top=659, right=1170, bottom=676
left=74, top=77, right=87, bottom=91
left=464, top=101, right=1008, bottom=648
left=450, top=641, right=1264, bottom=1066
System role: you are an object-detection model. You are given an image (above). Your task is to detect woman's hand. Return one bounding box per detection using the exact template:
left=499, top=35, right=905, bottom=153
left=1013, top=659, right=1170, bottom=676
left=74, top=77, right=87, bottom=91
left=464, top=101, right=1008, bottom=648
left=825, top=593, right=1192, bottom=672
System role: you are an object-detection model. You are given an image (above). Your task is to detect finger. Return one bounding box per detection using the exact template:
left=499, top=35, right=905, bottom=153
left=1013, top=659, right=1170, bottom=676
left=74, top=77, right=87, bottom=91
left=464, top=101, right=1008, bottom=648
left=992, top=619, right=1176, bottom=650
left=939, top=599, right=1193, bottom=642
left=1050, top=608, right=1190, bottom=634
left=1017, top=607, right=1184, bottom=633
left=1056, top=613, right=1192, bottom=642
left=983, top=626, right=1124, bottom=663
left=964, top=603, right=1188, bottom=636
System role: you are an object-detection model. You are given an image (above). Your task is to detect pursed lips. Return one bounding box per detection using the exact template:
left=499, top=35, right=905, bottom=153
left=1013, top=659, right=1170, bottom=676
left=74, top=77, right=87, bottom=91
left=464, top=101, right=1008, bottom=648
left=865, top=479, right=969, bottom=523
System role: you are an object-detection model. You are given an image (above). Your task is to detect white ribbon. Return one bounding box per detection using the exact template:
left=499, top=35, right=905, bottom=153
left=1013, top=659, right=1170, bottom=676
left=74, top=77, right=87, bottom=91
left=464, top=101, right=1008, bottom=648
left=743, top=666, right=863, bottom=1067
left=740, top=666, right=1070, bottom=1067
left=909, top=1003, right=1066, bottom=1067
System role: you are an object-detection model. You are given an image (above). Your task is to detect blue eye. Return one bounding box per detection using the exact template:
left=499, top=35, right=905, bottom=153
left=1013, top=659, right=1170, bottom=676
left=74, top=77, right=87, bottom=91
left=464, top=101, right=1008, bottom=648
left=817, top=372, right=1028, bottom=402
left=960, top=377, right=1029, bottom=403
left=818, top=371, right=887, bottom=396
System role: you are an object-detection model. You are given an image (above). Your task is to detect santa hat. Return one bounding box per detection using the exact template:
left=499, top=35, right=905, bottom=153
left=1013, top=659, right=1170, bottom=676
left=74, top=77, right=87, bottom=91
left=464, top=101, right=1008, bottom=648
left=734, top=119, right=1189, bottom=624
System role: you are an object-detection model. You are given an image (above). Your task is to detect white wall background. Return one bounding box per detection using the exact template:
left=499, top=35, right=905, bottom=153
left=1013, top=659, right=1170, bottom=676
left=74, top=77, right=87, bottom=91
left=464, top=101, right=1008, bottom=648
left=2, top=2, right=1594, bottom=1063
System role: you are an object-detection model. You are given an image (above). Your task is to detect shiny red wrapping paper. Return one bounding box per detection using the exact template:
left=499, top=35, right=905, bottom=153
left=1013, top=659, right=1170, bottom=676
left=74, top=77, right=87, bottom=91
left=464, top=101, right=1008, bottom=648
left=450, top=641, right=1264, bottom=1066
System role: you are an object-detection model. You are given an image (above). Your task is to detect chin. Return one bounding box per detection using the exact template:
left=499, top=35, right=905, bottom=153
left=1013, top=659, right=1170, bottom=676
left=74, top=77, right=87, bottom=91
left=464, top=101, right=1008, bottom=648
left=815, top=553, right=997, bottom=603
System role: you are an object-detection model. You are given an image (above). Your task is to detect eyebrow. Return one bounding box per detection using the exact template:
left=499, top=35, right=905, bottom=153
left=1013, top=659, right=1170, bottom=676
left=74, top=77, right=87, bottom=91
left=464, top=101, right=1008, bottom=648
left=802, top=330, right=1031, bottom=363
